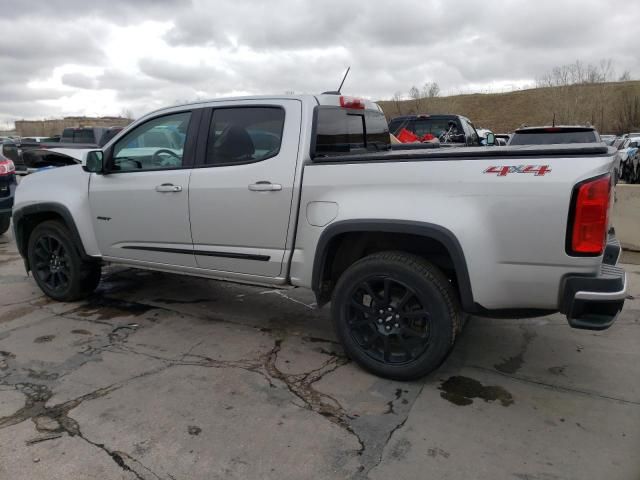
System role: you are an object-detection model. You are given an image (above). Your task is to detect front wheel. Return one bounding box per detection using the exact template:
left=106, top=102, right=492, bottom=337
left=331, top=252, right=462, bottom=380
left=0, top=214, right=10, bottom=235
left=27, top=220, right=101, bottom=301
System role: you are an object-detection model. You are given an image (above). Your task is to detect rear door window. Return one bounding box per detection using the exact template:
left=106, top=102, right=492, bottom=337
left=205, top=107, right=285, bottom=166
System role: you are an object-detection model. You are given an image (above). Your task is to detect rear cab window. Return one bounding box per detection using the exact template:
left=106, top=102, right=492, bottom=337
left=61, top=128, right=98, bottom=144
left=313, top=107, right=390, bottom=156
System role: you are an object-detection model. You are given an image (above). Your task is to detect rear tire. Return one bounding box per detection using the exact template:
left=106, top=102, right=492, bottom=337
left=331, top=251, right=462, bottom=380
left=0, top=214, right=10, bottom=235
left=27, top=220, right=101, bottom=301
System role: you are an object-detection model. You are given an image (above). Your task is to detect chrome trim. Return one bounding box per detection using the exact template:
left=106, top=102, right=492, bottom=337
left=575, top=273, right=628, bottom=301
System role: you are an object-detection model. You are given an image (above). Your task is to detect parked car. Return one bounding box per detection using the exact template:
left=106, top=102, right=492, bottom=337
left=0, top=153, right=16, bottom=235
left=508, top=126, right=600, bottom=145
left=495, top=134, right=511, bottom=146
left=475, top=128, right=496, bottom=146
left=13, top=94, right=626, bottom=380
left=0, top=139, right=22, bottom=173
left=617, top=136, right=640, bottom=183
left=388, top=114, right=483, bottom=146
left=60, top=126, right=124, bottom=146
left=12, top=127, right=124, bottom=175
left=600, top=134, right=617, bottom=146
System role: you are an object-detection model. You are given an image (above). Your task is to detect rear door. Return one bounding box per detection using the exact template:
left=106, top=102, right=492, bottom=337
left=188, top=99, right=301, bottom=278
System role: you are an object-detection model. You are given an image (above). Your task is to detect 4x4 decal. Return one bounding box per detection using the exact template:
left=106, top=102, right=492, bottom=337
left=484, top=165, right=551, bottom=177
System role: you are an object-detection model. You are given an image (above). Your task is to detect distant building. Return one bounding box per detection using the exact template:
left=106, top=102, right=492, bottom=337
left=14, top=116, right=132, bottom=137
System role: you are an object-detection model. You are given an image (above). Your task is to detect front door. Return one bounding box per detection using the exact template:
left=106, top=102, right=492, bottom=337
left=89, top=110, right=199, bottom=267
left=188, top=100, right=302, bottom=278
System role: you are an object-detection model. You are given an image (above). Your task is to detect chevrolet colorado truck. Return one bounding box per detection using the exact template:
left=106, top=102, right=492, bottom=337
left=12, top=94, right=627, bottom=380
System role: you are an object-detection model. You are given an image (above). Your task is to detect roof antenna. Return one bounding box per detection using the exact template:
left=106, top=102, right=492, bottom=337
left=322, top=66, right=351, bottom=95
left=552, top=112, right=556, bottom=127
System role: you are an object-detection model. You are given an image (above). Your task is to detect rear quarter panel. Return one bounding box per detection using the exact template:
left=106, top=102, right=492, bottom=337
left=292, top=151, right=616, bottom=310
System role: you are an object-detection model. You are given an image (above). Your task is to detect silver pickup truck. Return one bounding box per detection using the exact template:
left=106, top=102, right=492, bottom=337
left=12, top=94, right=627, bottom=380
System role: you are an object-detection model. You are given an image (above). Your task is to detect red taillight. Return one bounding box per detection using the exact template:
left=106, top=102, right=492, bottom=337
left=339, top=96, right=365, bottom=109
left=569, top=175, right=611, bottom=255
left=0, top=159, right=15, bottom=176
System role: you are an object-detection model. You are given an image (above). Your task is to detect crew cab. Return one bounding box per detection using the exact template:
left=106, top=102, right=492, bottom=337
left=12, top=94, right=627, bottom=380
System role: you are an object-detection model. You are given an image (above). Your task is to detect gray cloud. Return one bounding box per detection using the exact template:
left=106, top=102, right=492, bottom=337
left=0, top=0, right=188, bottom=21
left=1, top=0, right=640, bottom=126
left=61, top=73, right=96, bottom=89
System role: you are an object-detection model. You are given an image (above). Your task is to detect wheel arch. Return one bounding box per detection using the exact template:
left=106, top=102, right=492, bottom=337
left=311, top=220, right=475, bottom=311
left=13, top=202, right=91, bottom=270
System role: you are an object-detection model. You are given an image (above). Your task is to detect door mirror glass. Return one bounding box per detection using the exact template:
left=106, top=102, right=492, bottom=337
left=83, top=151, right=104, bottom=173
left=485, top=132, right=496, bottom=146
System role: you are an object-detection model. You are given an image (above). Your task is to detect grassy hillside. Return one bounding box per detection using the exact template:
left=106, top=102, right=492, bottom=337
left=377, top=80, right=640, bottom=134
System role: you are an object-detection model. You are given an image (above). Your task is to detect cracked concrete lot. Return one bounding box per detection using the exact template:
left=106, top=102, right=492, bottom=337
left=1, top=230, right=639, bottom=480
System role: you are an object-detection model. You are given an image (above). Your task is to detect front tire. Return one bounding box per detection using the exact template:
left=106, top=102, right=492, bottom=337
left=0, top=214, right=10, bottom=235
left=331, top=252, right=462, bottom=380
left=27, top=220, right=101, bottom=301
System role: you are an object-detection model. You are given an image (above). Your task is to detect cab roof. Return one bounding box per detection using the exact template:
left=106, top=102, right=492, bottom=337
left=144, top=93, right=382, bottom=119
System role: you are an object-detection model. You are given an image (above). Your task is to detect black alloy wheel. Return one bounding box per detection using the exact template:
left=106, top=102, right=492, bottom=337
left=32, top=234, right=71, bottom=293
left=27, top=220, right=101, bottom=301
left=346, top=276, right=431, bottom=365
left=331, top=251, right=461, bottom=380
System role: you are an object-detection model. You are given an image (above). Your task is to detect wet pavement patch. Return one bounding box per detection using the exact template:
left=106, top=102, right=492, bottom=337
left=71, top=329, right=92, bottom=335
left=1, top=305, right=36, bottom=323
left=33, top=335, right=55, bottom=344
left=439, top=376, right=514, bottom=407
left=548, top=365, right=567, bottom=376
left=494, top=330, right=536, bottom=374
left=152, top=298, right=212, bottom=305
left=72, top=296, right=153, bottom=321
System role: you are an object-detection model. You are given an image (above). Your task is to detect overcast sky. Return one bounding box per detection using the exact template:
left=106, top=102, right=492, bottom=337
left=1, top=0, right=639, bottom=127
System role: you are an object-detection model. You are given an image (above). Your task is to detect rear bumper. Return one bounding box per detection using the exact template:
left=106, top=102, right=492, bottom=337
left=560, top=236, right=627, bottom=330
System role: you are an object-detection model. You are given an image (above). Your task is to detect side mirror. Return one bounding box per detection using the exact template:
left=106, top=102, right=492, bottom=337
left=83, top=150, right=104, bottom=173
left=485, top=132, right=496, bottom=146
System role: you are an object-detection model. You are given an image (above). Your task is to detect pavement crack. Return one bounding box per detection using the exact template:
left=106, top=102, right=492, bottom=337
left=262, top=338, right=365, bottom=454
left=0, top=383, right=119, bottom=433
left=360, top=382, right=426, bottom=479
left=77, top=433, right=164, bottom=480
